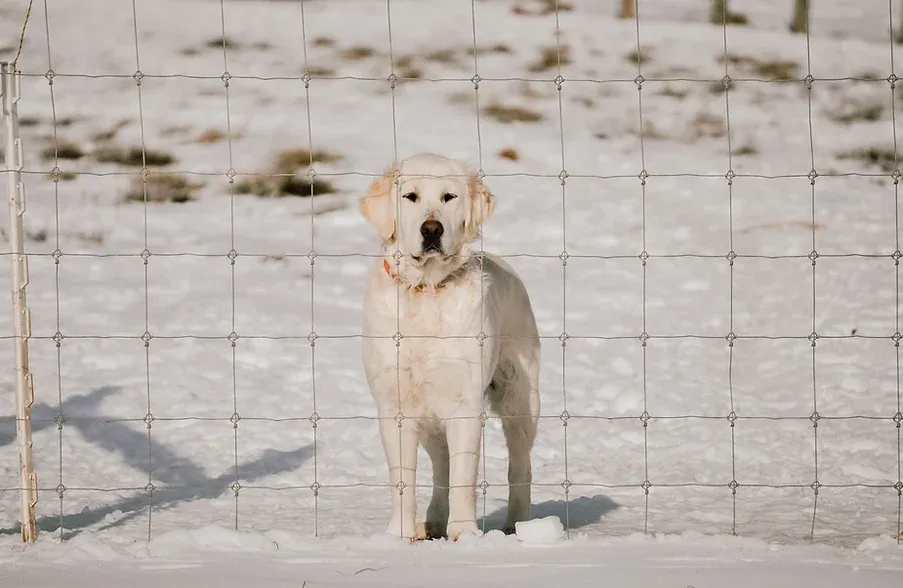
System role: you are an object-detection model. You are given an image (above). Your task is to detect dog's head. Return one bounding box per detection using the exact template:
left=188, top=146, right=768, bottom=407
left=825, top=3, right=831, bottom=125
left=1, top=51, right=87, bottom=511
left=360, top=153, right=495, bottom=286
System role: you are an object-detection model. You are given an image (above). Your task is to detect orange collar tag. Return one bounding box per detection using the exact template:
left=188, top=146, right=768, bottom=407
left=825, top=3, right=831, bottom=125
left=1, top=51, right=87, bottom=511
left=383, top=259, right=394, bottom=277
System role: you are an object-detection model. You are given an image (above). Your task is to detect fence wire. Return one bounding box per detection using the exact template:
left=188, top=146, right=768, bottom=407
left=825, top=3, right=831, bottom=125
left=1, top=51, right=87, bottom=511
left=1, top=0, right=902, bottom=547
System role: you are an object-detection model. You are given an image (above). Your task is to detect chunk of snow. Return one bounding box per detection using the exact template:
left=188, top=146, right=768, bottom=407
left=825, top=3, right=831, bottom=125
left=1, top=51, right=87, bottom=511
left=514, top=516, right=564, bottom=544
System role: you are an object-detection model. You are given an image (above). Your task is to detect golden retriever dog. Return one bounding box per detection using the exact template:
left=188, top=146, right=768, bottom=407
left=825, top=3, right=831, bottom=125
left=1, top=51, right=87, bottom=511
left=359, top=153, right=541, bottom=542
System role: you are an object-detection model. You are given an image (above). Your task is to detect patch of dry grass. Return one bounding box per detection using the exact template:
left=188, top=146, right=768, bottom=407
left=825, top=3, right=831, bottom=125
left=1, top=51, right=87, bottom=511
left=312, top=37, right=335, bottom=47
left=659, top=84, right=689, bottom=99
left=830, top=101, right=884, bottom=124
left=91, top=119, right=131, bottom=142
left=275, top=147, right=342, bottom=172
left=234, top=147, right=342, bottom=198
left=528, top=45, right=571, bottom=72
left=342, top=46, right=375, bottom=60
left=466, top=43, right=512, bottom=56
left=838, top=146, right=899, bottom=172
left=206, top=36, right=240, bottom=50
left=234, top=175, right=336, bottom=198
left=305, top=66, right=336, bottom=77
left=725, top=54, right=799, bottom=80
left=497, top=147, right=521, bottom=161
left=95, top=145, right=176, bottom=167
left=626, top=47, right=652, bottom=66
left=41, top=140, right=85, bottom=161
left=512, top=0, right=574, bottom=16
left=425, top=49, right=458, bottom=63
left=483, top=102, right=543, bottom=123
left=735, top=143, right=759, bottom=156
left=688, top=113, right=727, bottom=140
left=123, top=174, right=203, bottom=204
left=196, top=128, right=227, bottom=143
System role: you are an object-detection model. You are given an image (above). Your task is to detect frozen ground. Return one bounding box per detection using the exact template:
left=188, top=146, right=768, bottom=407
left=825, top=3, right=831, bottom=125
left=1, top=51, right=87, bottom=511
left=1, top=0, right=903, bottom=584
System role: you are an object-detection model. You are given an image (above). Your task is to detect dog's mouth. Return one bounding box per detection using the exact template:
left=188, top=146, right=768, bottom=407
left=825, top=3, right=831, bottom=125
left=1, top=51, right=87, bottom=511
left=411, top=248, right=445, bottom=264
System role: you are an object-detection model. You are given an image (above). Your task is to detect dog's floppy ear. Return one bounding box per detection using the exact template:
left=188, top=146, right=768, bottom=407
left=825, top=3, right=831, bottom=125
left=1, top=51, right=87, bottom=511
left=464, top=172, right=496, bottom=241
left=359, top=168, right=398, bottom=242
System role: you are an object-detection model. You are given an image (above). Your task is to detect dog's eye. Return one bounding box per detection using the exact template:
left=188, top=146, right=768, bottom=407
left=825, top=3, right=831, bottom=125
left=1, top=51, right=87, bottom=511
left=441, top=193, right=457, bottom=203
left=402, top=192, right=418, bottom=202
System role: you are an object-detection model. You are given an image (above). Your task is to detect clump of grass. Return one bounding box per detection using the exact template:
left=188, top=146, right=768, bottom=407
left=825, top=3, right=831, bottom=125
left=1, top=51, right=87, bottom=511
left=123, top=174, right=203, bottom=204
left=528, top=45, right=571, bottom=72
left=95, top=145, right=176, bottom=167
left=659, top=84, right=689, bottom=99
left=710, top=9, right=749, bottom=25
left=235, top=147, right=342, bottom=198
left=42, top=140, right=85, bottom=161
left=91, top=119, right=131, bottom=142
left=725, top=54, right=798, bottom=80
left=196, top=128, right=227, bottom=143
left=234, top=175, right=336, bottom=198
left=19, top=117, right=41, bottom=127
left=342, top=46, right=375, bottom=60
left=305, top=66, right=336, bottom=77
left=513, top=0, right=574, bottom=15
left=735, top=143, right=759, bottom=156
left=497, top=147, right=521, bottom=161
left=831, top=102, right=884, bottom=124
left=755, top=59, right=798, bottom=80
left=393, top=55, right=423, bottom=80
left=180, top=47, right=201, bottom=57
left=838, top=147, right=899, bottom=172
left=689, top=112, right=727, bottom=139
left=425, top=49, right=457, bottom=63
left=206, top=36, right=239, bottom=50
left=626, top=47, right=652, bottom=66
left=855, top=70, right=882, bottom=81
left=275, top=147, right=342, bottom=171
left=466, top=43, right=512, bottom=56
left=312, top=36, right=335, bottom=47
left=483, top=102, right=543, bottom=123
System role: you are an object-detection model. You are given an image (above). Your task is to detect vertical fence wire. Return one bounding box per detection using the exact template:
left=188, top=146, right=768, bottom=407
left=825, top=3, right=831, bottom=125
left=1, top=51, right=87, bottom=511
left=889, top=0, right=903, bottom=544
left=36, top=0, right=66, bottom=542
left=551, top=0, right=571, bottom=538
left=126, top=0, right=157, bottom=541
left=214, top=0, right=242, bottom=532
left=467, top=0, right=489, bottom=534
left=298, top=0, right=321, bottom=538
left=717, top=0, right=740, bottom=537
left=629, top=0, right=652, bottom=535
left=801, top=2, right=820, bottom=543
left=384, top=0, right=405, bottom=541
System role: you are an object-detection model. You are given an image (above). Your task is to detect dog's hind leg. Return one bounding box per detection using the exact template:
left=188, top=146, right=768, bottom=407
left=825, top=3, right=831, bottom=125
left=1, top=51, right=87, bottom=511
left=492, top=358, right=540, bottom=535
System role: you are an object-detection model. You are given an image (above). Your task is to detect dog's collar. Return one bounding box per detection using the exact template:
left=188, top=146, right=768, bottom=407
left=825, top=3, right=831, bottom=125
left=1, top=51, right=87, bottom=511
left=382, top=257, right=470, bottom=293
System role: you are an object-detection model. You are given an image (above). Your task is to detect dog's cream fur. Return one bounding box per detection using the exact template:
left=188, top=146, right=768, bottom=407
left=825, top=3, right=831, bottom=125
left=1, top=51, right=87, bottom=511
left=359, top=153, right=541, bottom=541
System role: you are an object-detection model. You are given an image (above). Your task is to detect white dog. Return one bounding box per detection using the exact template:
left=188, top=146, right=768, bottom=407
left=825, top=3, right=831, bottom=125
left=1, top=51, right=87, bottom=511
left=359, top=153, right=541, bottom=542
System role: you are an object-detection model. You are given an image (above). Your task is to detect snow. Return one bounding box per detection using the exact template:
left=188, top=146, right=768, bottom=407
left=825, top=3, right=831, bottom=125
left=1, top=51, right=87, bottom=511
left=515, top=514, right=565, bottom=543
left=1, top=0, right=903, bottom=584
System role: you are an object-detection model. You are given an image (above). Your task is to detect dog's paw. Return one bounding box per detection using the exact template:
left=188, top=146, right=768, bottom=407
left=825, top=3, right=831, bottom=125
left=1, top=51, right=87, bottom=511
left=414, top=521, right=447, bottom=541
left=446, top=521, right=480, bottom=542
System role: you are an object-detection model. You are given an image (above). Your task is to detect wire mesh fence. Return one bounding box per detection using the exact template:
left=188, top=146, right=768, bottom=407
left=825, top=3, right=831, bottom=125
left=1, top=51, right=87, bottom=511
left=1, top=0, right=902, bottom=547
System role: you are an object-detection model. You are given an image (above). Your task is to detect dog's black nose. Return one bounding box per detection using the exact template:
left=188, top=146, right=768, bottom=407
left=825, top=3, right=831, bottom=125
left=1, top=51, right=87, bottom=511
left=420, top=220, right=444, bottom=245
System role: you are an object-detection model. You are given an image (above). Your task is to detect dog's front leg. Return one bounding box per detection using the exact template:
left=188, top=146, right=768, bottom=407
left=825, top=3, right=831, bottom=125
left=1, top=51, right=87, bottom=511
left=378, top=414, right=419, bottom=539
left=445, top=412, right=482, bottom=541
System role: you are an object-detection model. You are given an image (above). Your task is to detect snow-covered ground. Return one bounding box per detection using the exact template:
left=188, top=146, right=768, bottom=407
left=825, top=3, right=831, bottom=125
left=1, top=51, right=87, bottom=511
left=2, top=0, right=903, bottom=584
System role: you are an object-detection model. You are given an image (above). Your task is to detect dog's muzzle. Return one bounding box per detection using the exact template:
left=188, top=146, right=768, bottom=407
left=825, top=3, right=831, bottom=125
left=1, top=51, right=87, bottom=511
left=420, top=220, right=444, bottom=254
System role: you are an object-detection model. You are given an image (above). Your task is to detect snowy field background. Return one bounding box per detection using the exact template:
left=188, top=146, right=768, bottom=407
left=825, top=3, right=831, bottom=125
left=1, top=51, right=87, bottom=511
left=2, top=0, right=903, bottom=584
